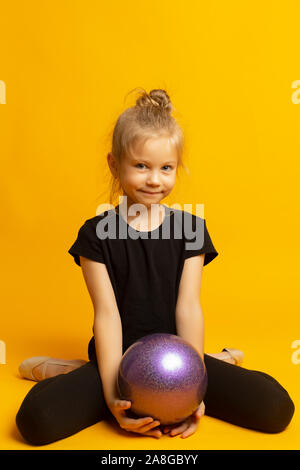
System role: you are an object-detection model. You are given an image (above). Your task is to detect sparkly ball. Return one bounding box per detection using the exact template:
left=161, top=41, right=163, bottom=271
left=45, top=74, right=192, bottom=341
left=117, top=333, right=207, bottom=426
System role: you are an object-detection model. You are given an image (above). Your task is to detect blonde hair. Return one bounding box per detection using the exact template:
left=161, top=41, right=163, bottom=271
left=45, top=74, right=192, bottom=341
left=102, top=87, right=187, bottom=207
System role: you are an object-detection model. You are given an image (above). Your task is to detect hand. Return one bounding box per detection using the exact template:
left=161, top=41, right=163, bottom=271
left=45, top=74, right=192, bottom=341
left=162, top=401, right=205, bottom=439
left=109, top=399, right=162, bottom=439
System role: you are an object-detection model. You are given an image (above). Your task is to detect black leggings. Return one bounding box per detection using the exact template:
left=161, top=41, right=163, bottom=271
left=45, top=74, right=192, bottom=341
left=15, top=337, right=295, bottom=446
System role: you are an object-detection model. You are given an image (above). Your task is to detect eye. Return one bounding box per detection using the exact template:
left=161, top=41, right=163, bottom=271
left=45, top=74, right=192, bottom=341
left=135, top=163, right=173, bottom=171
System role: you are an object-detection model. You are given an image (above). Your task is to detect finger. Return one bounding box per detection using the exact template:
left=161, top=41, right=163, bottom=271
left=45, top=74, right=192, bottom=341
left=163, top=421, right=183, bottom=434
left=128, top=425, right=162, bottom=439
left=116, top=400, right=131, bottom=411
left=192, top=404, right=203, bottom=418
left=143, top=428, right=162, bottom=438
left=181, top=422, right=198, bottom=439
left=169, top=422, right=189, bottom=437
left=199, top=402, right=205, bottom=414
left=137, top=420, right=161, bottom=433
left=195, top=408, right=204, bottom=419
left=122, top=416, right=155, bottom=430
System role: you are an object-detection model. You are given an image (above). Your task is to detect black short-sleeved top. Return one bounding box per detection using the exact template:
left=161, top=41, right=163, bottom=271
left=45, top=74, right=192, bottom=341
left=68, top=204, right=218, bottom=354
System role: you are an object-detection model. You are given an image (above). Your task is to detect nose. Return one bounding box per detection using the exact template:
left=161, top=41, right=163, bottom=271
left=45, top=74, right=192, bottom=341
left=146, top=170, right=161, bottom=186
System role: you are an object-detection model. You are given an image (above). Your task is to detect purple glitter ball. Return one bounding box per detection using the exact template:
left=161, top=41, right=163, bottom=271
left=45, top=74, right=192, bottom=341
left=117, top=333, right=207, bottom=426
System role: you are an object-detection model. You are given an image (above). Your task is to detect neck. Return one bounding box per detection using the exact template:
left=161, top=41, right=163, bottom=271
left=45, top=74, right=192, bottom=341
left=117, top=197, right=164, bottom=227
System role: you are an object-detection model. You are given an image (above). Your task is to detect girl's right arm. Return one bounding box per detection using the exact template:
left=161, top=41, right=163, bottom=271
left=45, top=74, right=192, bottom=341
left=79, top=256, right=162, bottom=438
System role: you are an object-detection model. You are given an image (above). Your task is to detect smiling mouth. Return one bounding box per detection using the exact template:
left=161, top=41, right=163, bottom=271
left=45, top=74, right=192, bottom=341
left=140, top=190, right=162, bottom=194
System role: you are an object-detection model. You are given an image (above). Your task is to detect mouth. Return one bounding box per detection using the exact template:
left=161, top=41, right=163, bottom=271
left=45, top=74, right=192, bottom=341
left=140, top=190, right=162, bottom=195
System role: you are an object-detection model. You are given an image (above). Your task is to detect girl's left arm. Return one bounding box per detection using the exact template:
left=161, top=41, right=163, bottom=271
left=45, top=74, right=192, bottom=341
left=175, top=254, right=205, bottom=361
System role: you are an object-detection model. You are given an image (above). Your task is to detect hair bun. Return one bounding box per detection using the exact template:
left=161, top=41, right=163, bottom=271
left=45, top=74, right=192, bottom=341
left=136, top=89, right=173, bottom=114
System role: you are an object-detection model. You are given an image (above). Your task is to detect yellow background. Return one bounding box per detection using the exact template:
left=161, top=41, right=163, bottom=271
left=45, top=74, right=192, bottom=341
left=0, top=0, right=299, bottom=449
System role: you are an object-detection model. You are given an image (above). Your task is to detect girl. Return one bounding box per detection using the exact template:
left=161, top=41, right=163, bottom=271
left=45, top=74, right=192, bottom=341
left=16, top=88, right=294, bottom=446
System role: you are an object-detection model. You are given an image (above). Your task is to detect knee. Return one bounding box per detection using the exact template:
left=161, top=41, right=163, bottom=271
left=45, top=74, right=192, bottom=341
left=16, top=398, right=56, bottom=446
left=259, top=389, right=295, bottom=434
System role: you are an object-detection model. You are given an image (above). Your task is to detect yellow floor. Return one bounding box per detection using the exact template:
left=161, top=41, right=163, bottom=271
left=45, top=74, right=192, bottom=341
left=1, top=345, right=298, bottom=450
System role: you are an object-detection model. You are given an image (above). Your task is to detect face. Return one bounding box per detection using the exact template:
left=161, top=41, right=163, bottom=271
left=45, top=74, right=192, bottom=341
left=108, top=135, right=178, bottom=210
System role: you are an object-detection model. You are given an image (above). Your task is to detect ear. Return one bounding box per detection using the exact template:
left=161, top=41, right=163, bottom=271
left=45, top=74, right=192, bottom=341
left=107, top=152, right=118, bottom=178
